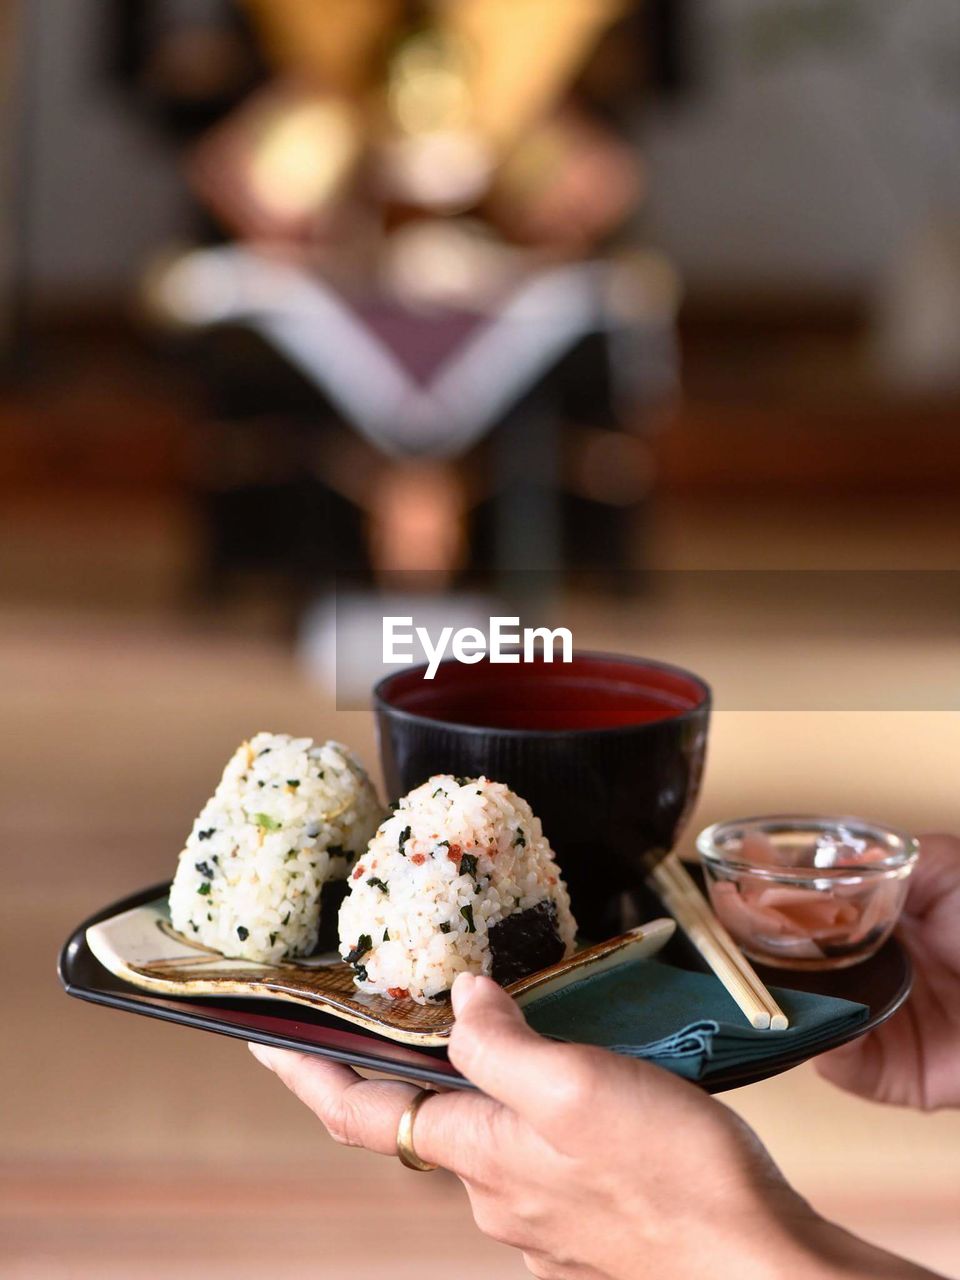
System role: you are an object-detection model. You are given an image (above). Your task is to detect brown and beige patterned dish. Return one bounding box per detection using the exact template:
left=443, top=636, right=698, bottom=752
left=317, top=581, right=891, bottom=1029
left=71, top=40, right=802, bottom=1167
left=86, top=899, right=676, bottom=1046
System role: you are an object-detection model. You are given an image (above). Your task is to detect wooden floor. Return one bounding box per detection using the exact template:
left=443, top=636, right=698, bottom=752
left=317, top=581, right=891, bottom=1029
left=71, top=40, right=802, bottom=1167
left=2, top=499, right=959, bottom=1279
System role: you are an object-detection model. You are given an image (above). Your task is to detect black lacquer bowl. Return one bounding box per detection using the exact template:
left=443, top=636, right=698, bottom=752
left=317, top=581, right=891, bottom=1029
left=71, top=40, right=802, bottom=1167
left=375, top=653, right=712, bottom=939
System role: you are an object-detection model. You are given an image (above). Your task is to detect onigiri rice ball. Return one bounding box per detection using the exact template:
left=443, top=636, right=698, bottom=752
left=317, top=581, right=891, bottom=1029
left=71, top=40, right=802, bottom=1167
left=338, top=774, right=577, bottom=1002
left=169, top=732, right=383, bottom=962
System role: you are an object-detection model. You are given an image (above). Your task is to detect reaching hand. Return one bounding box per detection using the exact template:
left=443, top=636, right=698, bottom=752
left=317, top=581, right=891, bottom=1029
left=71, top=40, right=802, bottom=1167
left=816, top=833, right=960, bottom=1110
left=248, top=973, right=931, bottom=1280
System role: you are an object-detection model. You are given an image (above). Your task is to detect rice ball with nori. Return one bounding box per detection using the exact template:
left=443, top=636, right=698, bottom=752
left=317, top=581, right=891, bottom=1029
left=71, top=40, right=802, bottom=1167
left=338, top=775, right=577, bottom=1002
left=169, top=733, right=383, bottom=962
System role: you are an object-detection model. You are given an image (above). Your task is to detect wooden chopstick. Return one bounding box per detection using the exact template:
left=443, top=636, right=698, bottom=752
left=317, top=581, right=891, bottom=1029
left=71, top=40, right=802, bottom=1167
left=651, top=854, right=789, bottom=1031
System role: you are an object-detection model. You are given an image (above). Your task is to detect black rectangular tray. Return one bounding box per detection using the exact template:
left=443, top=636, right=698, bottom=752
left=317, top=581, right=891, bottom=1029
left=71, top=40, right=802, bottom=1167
left=60, top=881, right=911, bottom=1093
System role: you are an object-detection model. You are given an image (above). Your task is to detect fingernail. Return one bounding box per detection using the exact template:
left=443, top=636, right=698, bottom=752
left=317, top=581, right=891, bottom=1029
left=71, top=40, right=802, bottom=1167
left=248, top=1041, right=277, bottom=1069
left=451, top=972, right=476, bottom=1015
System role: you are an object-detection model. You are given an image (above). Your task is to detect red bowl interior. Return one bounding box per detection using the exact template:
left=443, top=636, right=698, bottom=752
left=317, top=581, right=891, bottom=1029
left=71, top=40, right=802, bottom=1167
left=376, top=654, right=709, bottom=732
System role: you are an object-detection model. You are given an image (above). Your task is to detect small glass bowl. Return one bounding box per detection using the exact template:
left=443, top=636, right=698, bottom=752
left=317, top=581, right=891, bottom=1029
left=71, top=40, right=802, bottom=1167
left=696, top=815, right=919, bottom=971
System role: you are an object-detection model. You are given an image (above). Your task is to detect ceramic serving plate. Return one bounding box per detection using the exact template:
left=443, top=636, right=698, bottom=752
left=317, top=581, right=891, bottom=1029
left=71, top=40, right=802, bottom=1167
left=85, top=894, right=677, bottom=1046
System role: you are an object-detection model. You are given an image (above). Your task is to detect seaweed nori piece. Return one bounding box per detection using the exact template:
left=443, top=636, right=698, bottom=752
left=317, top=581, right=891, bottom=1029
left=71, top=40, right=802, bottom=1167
left=489, top=900, right=565, bottom=986
left=345, top=934, right=373, bottom=968
left=313, top=879, right=349, bottom=954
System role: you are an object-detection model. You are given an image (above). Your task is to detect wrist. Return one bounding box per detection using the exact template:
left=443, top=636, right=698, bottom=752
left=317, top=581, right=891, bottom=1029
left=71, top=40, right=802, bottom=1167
left=776, top=1212, right=943, bottom=1280
left=696, top=1189, right=939, bottom=1280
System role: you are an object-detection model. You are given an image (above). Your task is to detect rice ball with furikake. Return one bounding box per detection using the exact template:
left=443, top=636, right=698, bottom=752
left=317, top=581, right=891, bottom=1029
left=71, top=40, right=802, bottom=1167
left=169, top=733, right=383, bottom=963
left=338, top=775, right=577, bottom=1003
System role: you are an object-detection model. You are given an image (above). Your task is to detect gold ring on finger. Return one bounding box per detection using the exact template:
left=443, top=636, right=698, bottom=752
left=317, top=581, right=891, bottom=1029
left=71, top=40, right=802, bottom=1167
left=396, top=1088, right=438, bottom=1172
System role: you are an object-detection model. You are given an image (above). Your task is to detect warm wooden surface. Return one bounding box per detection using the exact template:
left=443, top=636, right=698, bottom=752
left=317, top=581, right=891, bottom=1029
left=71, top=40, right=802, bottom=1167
left=2, top=501, right=959, bottom=1278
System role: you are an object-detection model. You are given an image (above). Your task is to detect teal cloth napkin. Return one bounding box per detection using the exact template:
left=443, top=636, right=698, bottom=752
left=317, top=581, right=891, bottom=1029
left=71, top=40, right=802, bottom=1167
left=522, top=959, right=869, bottom=1082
